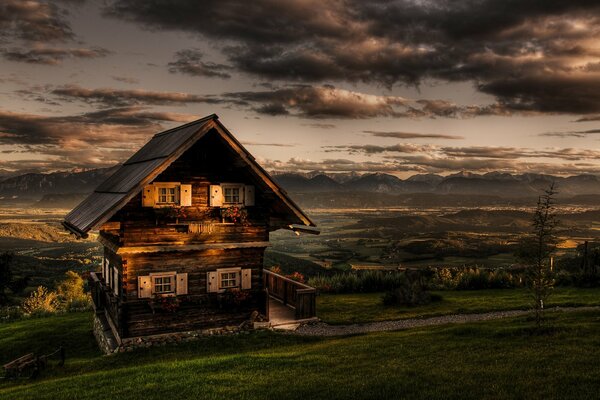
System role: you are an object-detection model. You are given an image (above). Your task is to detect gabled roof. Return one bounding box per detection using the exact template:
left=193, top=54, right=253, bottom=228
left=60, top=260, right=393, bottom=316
left=63, top=114, right=315, bottom=238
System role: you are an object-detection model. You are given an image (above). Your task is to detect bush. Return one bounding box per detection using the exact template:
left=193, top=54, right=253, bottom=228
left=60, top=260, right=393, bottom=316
left=22, top=286, right=59, bottom=316
left=431, top=267, right=523, bottom=290
left=382, top=276, right=441, bottom=307
left=309, top=270, right=422, bottom=294
left=56, top=271, right=91, bottom=311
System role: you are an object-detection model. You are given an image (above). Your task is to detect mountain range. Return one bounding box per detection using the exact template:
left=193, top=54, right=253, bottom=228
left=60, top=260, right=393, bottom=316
left=1, top=167, right=600, bottom=206
left=272, top=171, right=600, bottom=198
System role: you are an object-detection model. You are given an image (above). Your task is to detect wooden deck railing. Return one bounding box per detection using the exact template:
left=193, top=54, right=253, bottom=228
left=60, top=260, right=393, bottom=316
left=263, top=270, right=316, bottom=319
left=89, top=271, right=124, bottom=338
left=88, top=271, right=105, bottom=312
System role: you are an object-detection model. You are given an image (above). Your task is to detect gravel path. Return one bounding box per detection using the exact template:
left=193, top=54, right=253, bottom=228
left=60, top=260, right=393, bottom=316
left=294, top=306, right=600, bottom=336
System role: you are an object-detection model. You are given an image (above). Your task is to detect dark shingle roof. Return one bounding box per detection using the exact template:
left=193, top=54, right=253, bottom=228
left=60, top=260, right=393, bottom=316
left=63, top=114, right=315, bottom=238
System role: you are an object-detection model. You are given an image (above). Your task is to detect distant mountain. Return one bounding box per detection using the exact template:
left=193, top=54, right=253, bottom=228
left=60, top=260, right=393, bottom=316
left=406, top=173, right=444, bottom=185
left=273, top=173, right=342, bottom=193
left=347, top=173, right=405, bottom=193
left=2, top=166, right=600, bottom=205
left=272, top=171, right=600, bottom=198
left=0, top=166, right=119, bottom=201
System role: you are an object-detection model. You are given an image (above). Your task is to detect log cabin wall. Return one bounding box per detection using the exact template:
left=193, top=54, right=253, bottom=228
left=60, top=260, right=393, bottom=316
left=121, top=247, right=266, bottom=337
left=122, top=247, right=265, bottom=301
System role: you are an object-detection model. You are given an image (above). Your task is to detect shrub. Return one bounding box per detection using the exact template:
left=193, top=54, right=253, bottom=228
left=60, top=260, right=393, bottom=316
left=431, top=267, right=523, bottom=290
left=382, top=276, right=441, bottom=307
left=56, top=270, right=91, bottom=311
left=309, top=270, right=416, bottom=294
left=22, top=286, right=59, bottom=316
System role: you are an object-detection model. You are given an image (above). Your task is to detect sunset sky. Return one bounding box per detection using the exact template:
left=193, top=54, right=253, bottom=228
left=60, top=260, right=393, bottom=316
left=1, top=0, right=600, bottom=177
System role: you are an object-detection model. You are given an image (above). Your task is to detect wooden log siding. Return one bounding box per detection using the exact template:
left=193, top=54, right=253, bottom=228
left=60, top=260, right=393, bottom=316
left=123, top=247, right=265, bottom=300
left=263, top=270, right=317, bottom=319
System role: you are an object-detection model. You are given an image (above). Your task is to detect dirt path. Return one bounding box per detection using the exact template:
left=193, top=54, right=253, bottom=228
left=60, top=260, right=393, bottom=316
left=294, top=306, right=600, bottom=336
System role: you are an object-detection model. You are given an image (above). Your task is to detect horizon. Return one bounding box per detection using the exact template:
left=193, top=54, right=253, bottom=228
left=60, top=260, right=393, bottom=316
left=1, top=1, right=599, bottom=178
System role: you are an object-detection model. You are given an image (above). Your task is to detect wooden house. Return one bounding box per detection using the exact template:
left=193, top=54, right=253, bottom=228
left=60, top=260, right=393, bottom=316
left=63, top=114, right=318, bottom=347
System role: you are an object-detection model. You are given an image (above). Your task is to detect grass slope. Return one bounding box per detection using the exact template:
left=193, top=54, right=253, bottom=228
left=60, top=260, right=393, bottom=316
left=1, top=310, right=600, bottom=399
left=317, top=287, right=600, bottom=324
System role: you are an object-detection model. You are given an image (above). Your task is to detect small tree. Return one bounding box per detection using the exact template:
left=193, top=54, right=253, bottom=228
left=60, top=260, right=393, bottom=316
left=519, top=184, right=559, bottom=327
left=56, top=271, right=91, bottom=310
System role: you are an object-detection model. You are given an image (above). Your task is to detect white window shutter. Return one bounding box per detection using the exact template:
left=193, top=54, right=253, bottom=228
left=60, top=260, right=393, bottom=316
left=180, top=184, right=192, bottom=206
left=209, top=185, right=223, bottom=207
left=244, top=185, right=255, bottom=206
left=241, top=269, right=252, bottom=289
left=138, top=276, right=152, bottom=298
left=113, top=268, right=119, bottom=295
left=207, top=271, right=218, bottom=293
left=142, top=184, right=155, bottom=207
left=176, top=273, right=188, bottom=295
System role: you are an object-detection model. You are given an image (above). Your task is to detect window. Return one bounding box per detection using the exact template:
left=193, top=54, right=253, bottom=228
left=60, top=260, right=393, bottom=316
left=220, top=271, right=239, bottom=289
left=222, top=184, right=244, bottom=205
left=157, top=186, right=178, bottom=204
left=153, top=274, right=175, bottom=294
left=207, top=268, right=251, bottom=293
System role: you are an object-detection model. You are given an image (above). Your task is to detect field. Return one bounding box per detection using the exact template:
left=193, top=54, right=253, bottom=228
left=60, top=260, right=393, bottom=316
left=1, top=309, right=599, bottom=399
left=1, top=203, right=599, bottom=295
left=317, top=288, right=600, bottom=324
left=269, top=205, right=600, bottom=273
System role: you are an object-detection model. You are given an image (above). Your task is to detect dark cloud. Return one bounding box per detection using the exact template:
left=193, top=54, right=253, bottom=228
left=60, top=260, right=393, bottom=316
left=0, top=0, right=75, bottom=43
left=104, top=0, right=600, bottom=114
left=2, top=46, right=110, bottom=65
left=0, top=107, right=196, bottom=171
left=50, top=84, right=219, bottom=107
left=168, top=49, right=232, bottom=79
left=328, top=143, right=600, bottom=162
left=574, top=115, right=600, bottom=122
left=262, top=155, right=600, bottom=176
left=222, top=85, right=509, bottom=119
left=302, top=123, right=337, bottom=129
left=539, top=128, right=600, bottom=138
left=221, top=84, right=408, bottom=119
left=260, top=157, right=413, bottom=174
left=365, top=130, right=464, bottom=140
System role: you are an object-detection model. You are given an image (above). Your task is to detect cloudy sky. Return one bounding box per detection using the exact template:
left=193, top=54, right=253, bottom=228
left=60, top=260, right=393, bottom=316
left=1, top=0, right=600, bottom=177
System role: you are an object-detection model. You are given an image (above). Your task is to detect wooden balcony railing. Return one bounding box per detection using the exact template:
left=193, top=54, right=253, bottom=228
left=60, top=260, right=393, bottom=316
left=263, top=270, right=316, bottom=319
left=88, top=271, right=105, bottom=312
left=88, top=271, right=125, bottom=338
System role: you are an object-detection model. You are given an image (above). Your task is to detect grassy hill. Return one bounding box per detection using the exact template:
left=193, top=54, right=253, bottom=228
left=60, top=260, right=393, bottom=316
left=1, top=309, right=599, bottom=399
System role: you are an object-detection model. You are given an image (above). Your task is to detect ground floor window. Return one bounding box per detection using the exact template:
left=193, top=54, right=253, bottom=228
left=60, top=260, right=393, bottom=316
left=219, top=271, right=239, bottom=289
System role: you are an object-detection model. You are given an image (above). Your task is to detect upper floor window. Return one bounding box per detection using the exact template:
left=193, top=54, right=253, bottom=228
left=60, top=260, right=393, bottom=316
left=222, top=184, right=244, bottom=205
left=157, top=186, right=178, bottom=204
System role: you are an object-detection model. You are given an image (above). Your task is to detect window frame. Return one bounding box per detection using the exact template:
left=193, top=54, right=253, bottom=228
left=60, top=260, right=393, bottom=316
left=153, top=183, right=180, bottom=206
left=150, top=272, right=177, bottom=296
left=221, top=183, right=245, bottom=206
left=217, top=268, right=241, bottom=291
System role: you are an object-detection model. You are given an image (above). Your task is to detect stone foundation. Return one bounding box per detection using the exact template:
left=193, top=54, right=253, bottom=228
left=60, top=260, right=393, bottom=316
left=92, top=313, right=262, bottom=355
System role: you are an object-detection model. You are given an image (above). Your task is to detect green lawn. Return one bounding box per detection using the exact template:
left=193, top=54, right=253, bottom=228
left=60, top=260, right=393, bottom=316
left=317, top=287, right=600, bottom=324
left=1, top=310, right=600, bottom=399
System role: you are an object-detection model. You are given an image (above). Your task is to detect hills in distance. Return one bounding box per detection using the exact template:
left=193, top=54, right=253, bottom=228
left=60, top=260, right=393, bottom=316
left=272, top=171, right=600, bottom=198
left=1, top=167, right=600, bottom=207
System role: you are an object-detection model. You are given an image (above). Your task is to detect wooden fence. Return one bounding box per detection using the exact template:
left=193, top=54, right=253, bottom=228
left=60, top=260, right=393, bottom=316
left=263, top=270, right=316, bottom=319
